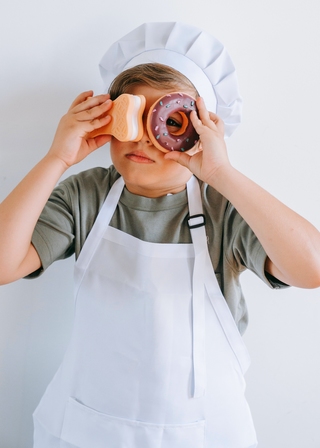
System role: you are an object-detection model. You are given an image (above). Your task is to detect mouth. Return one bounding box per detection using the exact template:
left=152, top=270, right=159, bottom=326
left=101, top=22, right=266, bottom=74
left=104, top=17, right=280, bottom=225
left=125, top=151, right=155, bottom=164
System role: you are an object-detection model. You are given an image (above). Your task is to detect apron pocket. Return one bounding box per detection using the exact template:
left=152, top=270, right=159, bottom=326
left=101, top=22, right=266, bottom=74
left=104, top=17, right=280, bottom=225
left=61, top=397, right=205, bottom=448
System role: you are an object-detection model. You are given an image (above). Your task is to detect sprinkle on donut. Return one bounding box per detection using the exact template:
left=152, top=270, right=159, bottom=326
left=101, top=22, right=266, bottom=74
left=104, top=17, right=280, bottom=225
left=146, top=92, right=199, bottom=153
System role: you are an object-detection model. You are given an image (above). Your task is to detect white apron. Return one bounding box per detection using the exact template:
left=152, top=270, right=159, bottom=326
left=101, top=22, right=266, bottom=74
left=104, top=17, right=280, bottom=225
left=33, top=176, right=257, bottom=448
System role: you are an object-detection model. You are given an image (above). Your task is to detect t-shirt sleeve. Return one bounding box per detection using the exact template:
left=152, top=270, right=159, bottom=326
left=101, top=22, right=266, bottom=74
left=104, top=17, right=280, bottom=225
left=30, top=182, right=76, bottom=274
left=224, top=203, right=289, bottom=289
left=27, top=166, right=118, bottom=278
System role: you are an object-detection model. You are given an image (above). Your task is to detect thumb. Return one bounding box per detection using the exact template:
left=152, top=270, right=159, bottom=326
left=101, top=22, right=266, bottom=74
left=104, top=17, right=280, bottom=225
left=164, top=151, right=192, bottom=168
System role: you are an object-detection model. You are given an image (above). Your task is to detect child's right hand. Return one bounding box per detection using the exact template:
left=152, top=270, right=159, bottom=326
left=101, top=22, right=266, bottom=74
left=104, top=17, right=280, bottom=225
left=47, top=91, right=113, bottom=168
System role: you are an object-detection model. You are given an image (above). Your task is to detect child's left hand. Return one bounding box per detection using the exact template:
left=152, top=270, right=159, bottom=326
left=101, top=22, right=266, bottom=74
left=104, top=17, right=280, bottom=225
left=164, top=97, right=230, bottom=186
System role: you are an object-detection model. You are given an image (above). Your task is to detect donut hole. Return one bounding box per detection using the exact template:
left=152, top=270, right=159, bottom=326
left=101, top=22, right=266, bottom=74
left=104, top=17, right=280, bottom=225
left=167, top=112, right=189, bottom=136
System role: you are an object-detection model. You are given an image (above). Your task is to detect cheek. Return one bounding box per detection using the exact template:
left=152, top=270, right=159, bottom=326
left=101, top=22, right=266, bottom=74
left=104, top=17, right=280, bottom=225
left=110, top=138, right=126, bottom=156
left=161, top=157, right=194, bottom=178
left=109, top=141, right=123, bottom=167
left=109, top=143, right=116, bottom=159
left=110, top=138, right=119, bottom=151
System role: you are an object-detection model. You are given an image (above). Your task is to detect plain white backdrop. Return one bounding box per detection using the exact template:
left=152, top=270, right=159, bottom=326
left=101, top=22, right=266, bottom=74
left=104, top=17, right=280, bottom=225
left=0, top=1, right=320, bottom=447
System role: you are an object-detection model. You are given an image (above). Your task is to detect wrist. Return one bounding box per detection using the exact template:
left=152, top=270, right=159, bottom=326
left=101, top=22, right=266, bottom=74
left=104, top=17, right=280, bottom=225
left=43, top=151, right=71, bottom=175
left=206, top=163, right=237, bottom=195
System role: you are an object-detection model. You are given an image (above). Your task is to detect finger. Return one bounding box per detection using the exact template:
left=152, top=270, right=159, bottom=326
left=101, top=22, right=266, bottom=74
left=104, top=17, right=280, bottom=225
left=73, top=94, right=111, bottom=114
left=196, top=97, right=212, bottom=126
left=68, top=91, right=94, bottom=111
left=88, top=134, right=112, bottom=148
left=196, top=98, right=223, bottom=135
left=164, top=150, right=192, bottom=169
left=76, top=99, right=113, bottom=123
left=191, top=101, right=222, bottom=136
left=86, top=114, right=112, bottom=132
left=190, top=109, right=203, bottom=130
left=208, top=112, right=225, bottom=134
left=190, top=109, right=214, bottom=135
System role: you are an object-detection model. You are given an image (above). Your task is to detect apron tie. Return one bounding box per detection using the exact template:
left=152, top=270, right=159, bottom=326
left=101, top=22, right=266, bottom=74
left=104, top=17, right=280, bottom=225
left=187, top=177, right=207, bottom=398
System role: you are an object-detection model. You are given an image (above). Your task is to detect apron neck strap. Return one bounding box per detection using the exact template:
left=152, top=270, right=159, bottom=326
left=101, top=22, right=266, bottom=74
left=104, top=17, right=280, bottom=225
left=186, top=176, right=207, bottom=398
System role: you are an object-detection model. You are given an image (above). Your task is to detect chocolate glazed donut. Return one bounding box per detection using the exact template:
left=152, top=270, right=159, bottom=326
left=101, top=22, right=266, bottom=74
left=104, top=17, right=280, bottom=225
left=146, top=93, right=199, bottom=152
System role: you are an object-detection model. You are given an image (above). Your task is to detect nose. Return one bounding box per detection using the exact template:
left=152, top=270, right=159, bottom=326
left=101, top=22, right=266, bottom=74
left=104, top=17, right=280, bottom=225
left=137, top=115, right=153, bottom=145
left=139, top=129, right=152, bottom=145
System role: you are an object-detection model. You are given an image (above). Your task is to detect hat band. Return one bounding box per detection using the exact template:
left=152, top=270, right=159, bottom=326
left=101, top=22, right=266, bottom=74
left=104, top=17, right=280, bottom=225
left=124, top=49, right=218, bottom=112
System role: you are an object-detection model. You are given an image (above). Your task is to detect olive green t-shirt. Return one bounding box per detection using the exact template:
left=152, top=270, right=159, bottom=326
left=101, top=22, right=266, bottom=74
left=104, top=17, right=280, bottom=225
left=30, top=165, right=283, bottom=334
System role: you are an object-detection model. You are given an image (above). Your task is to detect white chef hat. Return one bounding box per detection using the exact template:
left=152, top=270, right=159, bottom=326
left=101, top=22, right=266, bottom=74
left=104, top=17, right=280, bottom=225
left=99, top=22, right=242, bottom=137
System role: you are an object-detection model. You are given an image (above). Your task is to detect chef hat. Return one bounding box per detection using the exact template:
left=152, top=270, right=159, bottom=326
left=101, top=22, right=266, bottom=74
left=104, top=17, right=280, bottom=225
left=99, top=22, right=242, bottom=137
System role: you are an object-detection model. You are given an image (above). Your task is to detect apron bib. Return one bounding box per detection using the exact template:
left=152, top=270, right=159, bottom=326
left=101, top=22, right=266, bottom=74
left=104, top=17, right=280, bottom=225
left=33, top=176, right=257, bottom=448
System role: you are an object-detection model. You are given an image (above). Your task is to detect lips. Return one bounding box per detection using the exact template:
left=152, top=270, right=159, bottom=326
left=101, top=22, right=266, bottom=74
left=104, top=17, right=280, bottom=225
left=125, top=151, right=155, bottom=164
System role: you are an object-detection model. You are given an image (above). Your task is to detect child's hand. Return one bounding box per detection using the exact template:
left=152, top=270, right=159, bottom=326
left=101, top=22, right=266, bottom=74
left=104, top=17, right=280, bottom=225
left=164, top=97, right=231, bottom=186
left=47, top=91, right=113, bottom=168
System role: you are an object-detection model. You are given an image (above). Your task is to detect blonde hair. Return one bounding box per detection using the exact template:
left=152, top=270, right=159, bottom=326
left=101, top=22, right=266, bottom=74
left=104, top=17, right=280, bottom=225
left=108, top=63, right=199, bottom=99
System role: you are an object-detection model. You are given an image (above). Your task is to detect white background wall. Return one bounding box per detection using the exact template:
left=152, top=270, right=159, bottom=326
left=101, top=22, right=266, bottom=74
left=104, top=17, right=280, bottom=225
left=0, top=1, right=319, bottom=447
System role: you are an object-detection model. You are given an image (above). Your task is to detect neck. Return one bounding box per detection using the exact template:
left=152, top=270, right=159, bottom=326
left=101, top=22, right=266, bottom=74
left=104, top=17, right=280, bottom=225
left=124, top=181, right=189, bottom=198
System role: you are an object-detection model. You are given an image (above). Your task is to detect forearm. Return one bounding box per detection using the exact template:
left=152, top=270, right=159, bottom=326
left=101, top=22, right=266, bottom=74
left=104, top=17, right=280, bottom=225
left=0, top=154, right=68, bottom=281
left=211, top=165, right=320, bottom=288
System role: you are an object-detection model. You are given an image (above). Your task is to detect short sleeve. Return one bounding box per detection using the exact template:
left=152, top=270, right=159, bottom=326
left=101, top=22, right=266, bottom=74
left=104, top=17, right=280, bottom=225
left=224, top=203, right=288, bottom=290
left=30, top=182, right=76, bottom=273
left=26, top=166, right=119, bottom=278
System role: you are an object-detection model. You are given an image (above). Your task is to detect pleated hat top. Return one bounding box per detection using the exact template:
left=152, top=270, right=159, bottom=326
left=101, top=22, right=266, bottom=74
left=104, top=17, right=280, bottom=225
left=98, top=22, right=242, bottom=137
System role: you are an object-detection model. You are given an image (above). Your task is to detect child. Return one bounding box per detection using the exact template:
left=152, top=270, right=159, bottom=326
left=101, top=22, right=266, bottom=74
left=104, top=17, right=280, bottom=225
left=1, top=22, right=320, bottom=448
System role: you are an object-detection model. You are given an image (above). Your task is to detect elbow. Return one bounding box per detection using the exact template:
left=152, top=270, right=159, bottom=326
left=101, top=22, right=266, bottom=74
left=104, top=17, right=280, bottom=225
left=300, top=256, right=320, bottom=289
left=0, top=264, right=24, bottom=286
left=0, top=268, right=10, bottom=286
left=309, top=268, right=320, bottom=289
left=0, top=278, right=12, bottom=286
left=308, top=250, right=320, bottom=288
left=0, top=271, right=17, bottom=286
left=270, top=255, right=320, bottom=290
left=295, top=242, right=320, bottom=289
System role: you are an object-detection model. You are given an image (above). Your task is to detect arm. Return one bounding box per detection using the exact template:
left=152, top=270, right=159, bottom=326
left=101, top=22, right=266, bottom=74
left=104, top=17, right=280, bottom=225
left=0, top=91, right=112, bottom=285
left=165, top=97, right=320, bottom=289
